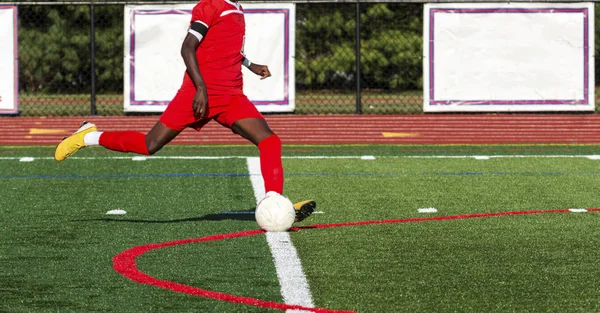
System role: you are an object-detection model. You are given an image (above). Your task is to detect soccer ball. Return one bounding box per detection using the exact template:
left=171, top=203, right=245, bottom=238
left=255, top=193, right=295, bottom=232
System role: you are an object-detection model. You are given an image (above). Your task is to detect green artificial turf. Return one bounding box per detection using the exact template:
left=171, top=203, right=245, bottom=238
left=1, top=144, right=600, bottom=312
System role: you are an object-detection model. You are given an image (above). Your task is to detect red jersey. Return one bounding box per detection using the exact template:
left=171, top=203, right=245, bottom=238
left=184, top=0, right=245, bottom=94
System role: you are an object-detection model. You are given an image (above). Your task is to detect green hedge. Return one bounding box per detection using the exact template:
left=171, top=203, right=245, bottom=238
left=16, top=3, right=423, bottom=94
left=15, top=3, right=600, bottom=94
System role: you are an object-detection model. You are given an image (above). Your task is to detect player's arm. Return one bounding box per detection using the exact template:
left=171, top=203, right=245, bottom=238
left=181, top=21, right=208, bottom=119
left=243, top=57, right=271, bottom=80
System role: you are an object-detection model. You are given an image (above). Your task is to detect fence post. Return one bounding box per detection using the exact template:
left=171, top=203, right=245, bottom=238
left=90, top=2, right=97, bottom=115
left=355, top=0, right=362, bottom=115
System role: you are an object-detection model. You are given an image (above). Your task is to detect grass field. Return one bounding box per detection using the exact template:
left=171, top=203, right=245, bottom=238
left=2, top=144, right=600, bottom=312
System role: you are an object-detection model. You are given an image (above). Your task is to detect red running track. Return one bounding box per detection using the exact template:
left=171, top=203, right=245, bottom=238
left=2, top=114, right=600, bottom=145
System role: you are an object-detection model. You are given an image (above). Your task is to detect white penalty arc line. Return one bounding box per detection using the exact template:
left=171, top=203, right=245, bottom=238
left=246, top=157, right=315, bottom=312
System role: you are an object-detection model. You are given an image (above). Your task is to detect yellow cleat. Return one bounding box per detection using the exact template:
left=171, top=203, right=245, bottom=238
left=293, top=200, right=316, bottom=223
left=54, top=121, right=97, bottom=161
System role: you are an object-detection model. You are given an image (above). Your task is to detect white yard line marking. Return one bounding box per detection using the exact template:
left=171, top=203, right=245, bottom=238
left=247, top=157, right=267, bottom=207
left=246, top=157, right=315, bottom=312
left=4, top=154, right=600, bottom=161
left=418, top=207, right=438, bottom=213
left=0, top=155, right=375, bottom=160
left=266, top=233, right=315, bottom=313
left=401, top=155, right=599, bottom=159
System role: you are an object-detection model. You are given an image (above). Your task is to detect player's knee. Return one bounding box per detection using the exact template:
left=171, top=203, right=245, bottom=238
left=258, top=134, right=281, bottom=149
left=145, top=138, right=164, bottom=155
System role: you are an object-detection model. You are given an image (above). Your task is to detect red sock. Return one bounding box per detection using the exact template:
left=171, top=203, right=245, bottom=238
left=99, top=131, right=150, bottom=155
left=258, top=134, right=283, bottom=194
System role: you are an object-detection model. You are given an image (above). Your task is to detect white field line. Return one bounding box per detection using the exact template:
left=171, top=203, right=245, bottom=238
left=401, top=155, right=600, bottom=159
left=247, top=157, right=266, bottom=205
left=246, top=157, right=315, bottom=312
left=218, top=211, right=325, bottom=215
left=0, top=155, right=374, bottom=160
left=2, top=154, right=600, bottom=161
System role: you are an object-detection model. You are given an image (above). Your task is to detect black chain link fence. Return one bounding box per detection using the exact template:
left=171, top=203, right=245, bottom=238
left=17, top=4, right=124, bottom=116
left=9, top=1, right=424, bottom=116
left=7, top=1, right=600, bottom=116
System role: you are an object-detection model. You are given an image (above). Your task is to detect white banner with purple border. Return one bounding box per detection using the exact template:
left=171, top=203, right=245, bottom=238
left=0, top=6, right=18, bottom=114
left=124, top=3, right=295, bottom=113
left=423, top=2, right=594, bottom=112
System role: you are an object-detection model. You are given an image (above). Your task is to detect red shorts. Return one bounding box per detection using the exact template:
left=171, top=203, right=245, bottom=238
left=159, top=86, right=264, bottom=131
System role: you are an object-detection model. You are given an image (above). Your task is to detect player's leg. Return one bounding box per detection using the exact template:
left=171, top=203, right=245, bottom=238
left=54, top=120, right=180, bottom=161
left=232, top=118, right=315, bottom=222
left=96, top=122, right=180, bottom=155
left=54, top=86, right=194, bottom=161
left=228, top=101, right=315, bottom=222
left=232, top=117, right=283, bottom=194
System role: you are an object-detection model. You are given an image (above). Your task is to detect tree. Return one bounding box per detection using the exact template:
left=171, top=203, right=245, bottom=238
left=19, top=5, right=91, bottom=93
left=17, top=3, right=426, bottom=94
left=295, top=3, right=423, bottom=91
left=18, top=4, right=123, bottom=93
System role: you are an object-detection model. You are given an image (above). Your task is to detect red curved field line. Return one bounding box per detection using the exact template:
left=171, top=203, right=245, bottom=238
left=113, top=229, right=352, bottom=313
left=112, top=208, right=600, bottom=312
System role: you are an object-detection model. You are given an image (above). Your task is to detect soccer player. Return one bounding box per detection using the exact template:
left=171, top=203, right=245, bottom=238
left=54, top=0, right=314, bottom=222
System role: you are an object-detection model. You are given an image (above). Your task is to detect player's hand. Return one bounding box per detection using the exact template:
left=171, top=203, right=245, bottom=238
left=192, top=87, right=208, bottom=120
left=249, top=63, right=271, bottom=80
